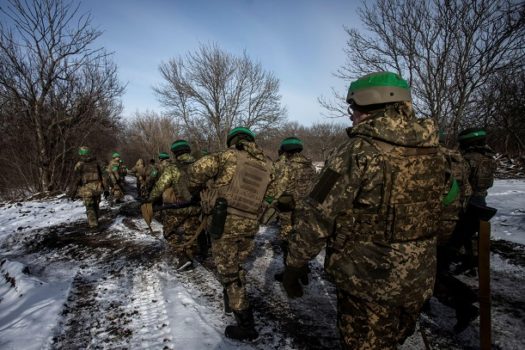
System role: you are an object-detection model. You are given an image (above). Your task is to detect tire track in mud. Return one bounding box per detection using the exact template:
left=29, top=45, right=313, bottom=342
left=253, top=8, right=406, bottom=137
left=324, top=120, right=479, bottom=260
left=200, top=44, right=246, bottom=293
left=128, top=267, right=175, bottom=350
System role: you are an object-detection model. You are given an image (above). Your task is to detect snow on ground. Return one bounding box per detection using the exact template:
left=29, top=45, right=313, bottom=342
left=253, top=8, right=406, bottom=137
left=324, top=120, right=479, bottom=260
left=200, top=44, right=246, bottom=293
left=487, top=180, right=525, bottom=245
left=0, top=179, right=524, bottom=349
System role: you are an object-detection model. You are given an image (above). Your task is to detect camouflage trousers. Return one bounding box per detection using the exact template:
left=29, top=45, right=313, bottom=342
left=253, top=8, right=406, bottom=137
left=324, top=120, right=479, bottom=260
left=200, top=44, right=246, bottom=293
left=277, top=211, right=293, bottom=240
left=162, top=206, right=201, bottom=258
left=212, top=235, right=255, bottom=312
left=337, top=290, right=422, bottom=350
left=83, top=195, right=101, bottom=228
left=206, top=215, right=259, bottom=312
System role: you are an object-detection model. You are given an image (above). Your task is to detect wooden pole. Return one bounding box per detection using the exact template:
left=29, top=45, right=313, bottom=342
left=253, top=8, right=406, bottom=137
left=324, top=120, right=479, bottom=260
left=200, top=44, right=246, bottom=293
left=479, top=220, right=491, bottom=350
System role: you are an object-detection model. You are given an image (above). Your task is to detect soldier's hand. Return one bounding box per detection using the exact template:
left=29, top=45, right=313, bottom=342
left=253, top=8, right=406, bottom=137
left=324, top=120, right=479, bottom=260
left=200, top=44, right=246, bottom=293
left=282, top=265, right=305, bottom=298
left=103, top=190, right=110, bottom=199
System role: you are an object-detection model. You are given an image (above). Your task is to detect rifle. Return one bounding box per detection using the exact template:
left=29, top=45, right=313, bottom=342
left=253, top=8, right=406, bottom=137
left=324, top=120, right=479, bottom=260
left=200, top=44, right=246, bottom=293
left=153, top=199, right=199, bottom=212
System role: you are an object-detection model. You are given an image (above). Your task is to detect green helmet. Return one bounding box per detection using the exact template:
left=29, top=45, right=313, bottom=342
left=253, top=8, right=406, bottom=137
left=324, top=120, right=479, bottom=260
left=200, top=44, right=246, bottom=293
left=112, top=152, right=120, bottom=159
left=158, top=151, right=170, bottom=160
left=171, top=139, right=191, bottom=154
left=280, top=137, right=303, bottom=153
left=78, top=146, right=90, bottom=156
left=458, top=128, right=487, bottom=143
left=227, top=127, right=255, bottom=147
left=346, top=72, right=411, bottom=107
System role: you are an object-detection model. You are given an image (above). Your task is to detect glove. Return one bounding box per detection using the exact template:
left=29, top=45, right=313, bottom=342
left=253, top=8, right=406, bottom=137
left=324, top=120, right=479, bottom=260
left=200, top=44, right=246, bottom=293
left=282, top=265, right=305, bottom=298
left=103, top=190, right=110, bottom=199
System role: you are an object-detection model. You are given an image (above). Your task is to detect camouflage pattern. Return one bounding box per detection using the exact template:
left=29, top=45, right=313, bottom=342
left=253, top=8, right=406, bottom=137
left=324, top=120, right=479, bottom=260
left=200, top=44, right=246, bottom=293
left=107, top=158, right=124, bottom=200
left=337, top=290, right=421, bottom=350
left=73, top=156, right=105, bottom=228
left=131, top=159, right=146, bottom=194
left=269, top=152, right=316, bottom=239
left=447, top=143, right=496, bottom=276
left=437, top=145, right=472, bottom=243
left=460, top=145, right=496, bottom=201
left=149, top=153, right=200, bottom=260
left=188, top=140, right=268, bottom=312
left=287, top=104, right=446, bottom=348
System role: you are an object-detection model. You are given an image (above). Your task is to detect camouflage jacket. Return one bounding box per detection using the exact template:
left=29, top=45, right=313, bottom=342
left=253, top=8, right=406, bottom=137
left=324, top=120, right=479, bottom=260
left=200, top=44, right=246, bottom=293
left=73, top=156, right=106, bottom=198
left=266, top=154, right=290, bottom=202
left=107, top=159, right=121, bottom=186
left=287, top=106, right=446, bottom=305
left=283, top=153, right=316, bottom=200
left=266, top=152, right=316, bottom=208
left=188, top=140, right=270, bottom=235
left=439, top=146, right=472, bottom=220
left=461, top=145, right=496, bottom=199
left=149, top=154, right=195, bottom=204
left=130, top=159, right=145, bottom=179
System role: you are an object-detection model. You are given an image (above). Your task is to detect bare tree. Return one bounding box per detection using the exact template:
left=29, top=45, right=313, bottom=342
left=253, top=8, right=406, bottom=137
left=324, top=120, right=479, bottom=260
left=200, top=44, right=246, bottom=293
left=0, top=0, right=123, bottom=193
left=476, top=68, right=525, bottom=156
left=119, top=111, right=185, bottom=163
left=257, top=121, right=347, bottom=162
left=154, top=43, right=287, bottom=151
left=324, top=0, right=525, bottom=139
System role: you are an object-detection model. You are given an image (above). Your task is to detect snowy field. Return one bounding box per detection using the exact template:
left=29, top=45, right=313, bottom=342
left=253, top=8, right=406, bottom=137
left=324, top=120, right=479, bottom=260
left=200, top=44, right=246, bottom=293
left=0, top=178, right=523, bottom=349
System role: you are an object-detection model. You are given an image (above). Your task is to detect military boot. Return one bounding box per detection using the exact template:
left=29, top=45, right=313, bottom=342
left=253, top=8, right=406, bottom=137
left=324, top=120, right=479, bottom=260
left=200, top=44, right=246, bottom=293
left=454, top=304, right=479, bottom=333
left=224, top=308, right=258, bottom=341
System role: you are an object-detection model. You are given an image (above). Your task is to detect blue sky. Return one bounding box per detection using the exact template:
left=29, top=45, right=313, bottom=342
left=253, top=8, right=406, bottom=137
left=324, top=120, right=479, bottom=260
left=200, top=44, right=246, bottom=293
left=81, top=1, right=362, bottom=125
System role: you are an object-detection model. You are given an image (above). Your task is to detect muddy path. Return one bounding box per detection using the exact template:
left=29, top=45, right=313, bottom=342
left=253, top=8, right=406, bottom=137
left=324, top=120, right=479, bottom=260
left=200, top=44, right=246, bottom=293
left=2, top=199, right=524, bottom=349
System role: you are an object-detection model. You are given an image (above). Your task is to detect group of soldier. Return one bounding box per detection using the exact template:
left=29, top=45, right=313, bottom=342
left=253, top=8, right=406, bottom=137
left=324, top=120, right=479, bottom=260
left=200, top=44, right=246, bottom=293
left=69, top=71, right=496, bottom=349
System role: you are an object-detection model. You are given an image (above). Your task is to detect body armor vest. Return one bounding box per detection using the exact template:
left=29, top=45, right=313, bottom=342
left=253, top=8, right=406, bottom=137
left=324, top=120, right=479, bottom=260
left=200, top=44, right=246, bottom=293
left=163, top=163, right=193, bottom=204
left=80, top=161, right=103, bottom=185
left=218, top=151, right=271, bottom=220
left=335, top=138, right=444, bottom=245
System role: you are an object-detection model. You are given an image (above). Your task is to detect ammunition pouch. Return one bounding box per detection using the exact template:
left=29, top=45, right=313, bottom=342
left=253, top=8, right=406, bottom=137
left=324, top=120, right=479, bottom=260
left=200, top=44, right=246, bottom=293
left=209, top=197, right=228, bottom=240
left=276, top=194, right=295, bottom=212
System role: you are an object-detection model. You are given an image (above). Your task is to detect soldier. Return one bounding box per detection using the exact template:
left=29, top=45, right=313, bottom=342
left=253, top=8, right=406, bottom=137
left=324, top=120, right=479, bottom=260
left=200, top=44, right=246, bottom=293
left=188, top=127, right=272, bottom=341
left=147, top=141, right=201, bottom=271
left=157, top=151, right=172, bottom=173
left=107, top=152, right=124, bottom=202
left=70, top=146, right=108, bottom=229
left=452, top=128, right=497, bottom=274
left=430, top=132, right=478, bottom=333
left=270, top=137, right=316, bottom=281
left=142, top=153, right=168, bottom=198
left=130, top=158, right=146, bottom=196
left=282, top=72, right=446, bottom=349
left=436, top=128, right=497, bottom=330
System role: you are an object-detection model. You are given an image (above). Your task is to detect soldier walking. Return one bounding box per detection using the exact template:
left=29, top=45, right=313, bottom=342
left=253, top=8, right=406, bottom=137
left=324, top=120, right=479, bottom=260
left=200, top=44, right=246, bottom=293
left=270, top=137, right=316, bottom=281
left=188, top=127, right=272, bottom=341
left=146, top=141, right=202, bottom=271
left=107, top=152, right=124, bottom=203
left=282, top=72, right=447, bottom=349
left=70, top=146, right=108, bottom=229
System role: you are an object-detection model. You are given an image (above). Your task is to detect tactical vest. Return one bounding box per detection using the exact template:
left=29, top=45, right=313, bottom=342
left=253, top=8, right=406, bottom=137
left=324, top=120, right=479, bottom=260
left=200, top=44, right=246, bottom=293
left=334, top=138, right=444, bottom=246
left=217, top=151, right=272, bottom=220
left=80, top=161, right=103, bottom=185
